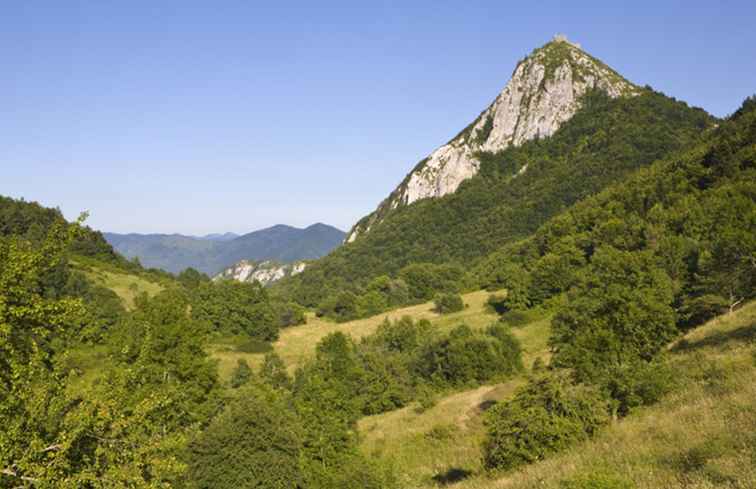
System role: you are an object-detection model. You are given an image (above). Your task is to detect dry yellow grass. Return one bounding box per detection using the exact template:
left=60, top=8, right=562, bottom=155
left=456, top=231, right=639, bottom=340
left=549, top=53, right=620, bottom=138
left=82, top=267, right=164, bottom=309
left=407, top=302, right=756, bottom=489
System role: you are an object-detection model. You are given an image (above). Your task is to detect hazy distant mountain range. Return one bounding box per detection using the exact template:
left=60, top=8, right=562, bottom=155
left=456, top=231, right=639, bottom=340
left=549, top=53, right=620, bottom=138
left=104, top=223, right=345, bottom=275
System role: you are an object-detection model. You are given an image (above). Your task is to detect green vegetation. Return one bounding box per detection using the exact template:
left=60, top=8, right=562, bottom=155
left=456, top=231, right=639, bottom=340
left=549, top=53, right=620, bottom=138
left=278, top=90, right=714, bottom=314
left=483, top=374, right=609, bottom=471
left=185, top=388, right=304, bottom=488
left=1, top=70, right=753, bottom=489
left=434, top=292, right=465, bottom=314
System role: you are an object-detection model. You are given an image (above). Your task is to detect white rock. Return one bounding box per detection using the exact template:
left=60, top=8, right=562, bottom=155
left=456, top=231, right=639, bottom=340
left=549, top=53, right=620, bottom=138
left=345, top=37, right=636, bottom=243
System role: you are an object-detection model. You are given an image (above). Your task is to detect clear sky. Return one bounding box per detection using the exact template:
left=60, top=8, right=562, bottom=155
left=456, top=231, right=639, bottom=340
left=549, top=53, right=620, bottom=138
left=3, top=1, right=755, bottom=235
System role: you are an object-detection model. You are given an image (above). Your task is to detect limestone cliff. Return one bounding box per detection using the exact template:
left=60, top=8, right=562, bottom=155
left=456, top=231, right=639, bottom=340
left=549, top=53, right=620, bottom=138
left=346, top=35, right=637, bottom=243
left=214, top=260, right=307, bottom=286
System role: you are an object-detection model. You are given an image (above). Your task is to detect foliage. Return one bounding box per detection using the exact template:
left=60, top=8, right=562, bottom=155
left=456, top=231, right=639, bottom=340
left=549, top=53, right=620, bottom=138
left=185, top=387, right=305, bottom=489
left=176, top=267, right=210, bottom=288
left=550, top=248, right=677, bottom=379
left=418, top=324, right=523, bottom=387
left=260, top=351, right=292, bottom=390
left=229, top=359, right=252, bottom=388
left=483, top=374, right=610, bottom=472
left=477, top=95, right=756, bottom=326
left=192, top=280, right=278, bottom=340
left=279, top=90, right=713, bottom=308
left=434, top=293, right=465, bottom=314
left=271, top=298, right=307, bottom=327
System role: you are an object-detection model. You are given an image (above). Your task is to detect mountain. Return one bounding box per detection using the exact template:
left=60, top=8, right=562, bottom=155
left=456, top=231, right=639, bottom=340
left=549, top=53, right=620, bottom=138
left=201, top=232, right=239, bottom=241
left=346, top=35, right=638, bottom=243
left=277, top=37, right=714, bottom=311
left=105, top=223, right=345, bottom=275
left=214, top=260, right=307, bottom=286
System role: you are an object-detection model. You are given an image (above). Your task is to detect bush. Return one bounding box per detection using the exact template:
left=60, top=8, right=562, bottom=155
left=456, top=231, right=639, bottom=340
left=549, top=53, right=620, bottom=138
left=186, top=389, right=304, bottom=489
left=499, top=310, right=531, bottom=327
left=483, top=374, right=609, bottom=472
left=605, top=358, right=674, bottom=416
left=418, top=324, right=522, bottom=387
left=260, top=352, right=291, bottom=390
left=229, top=359, right=252, bottom=388
left=414, top=385, right=438, bottom=413
left=273, top=300, right=307, bottom=327
left=236, top=338, right=273, bottom=354
left=434, top=293, right=464, bottom=314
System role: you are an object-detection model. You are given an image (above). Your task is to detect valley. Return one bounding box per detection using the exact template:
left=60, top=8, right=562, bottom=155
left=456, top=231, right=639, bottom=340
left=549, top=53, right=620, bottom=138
left=2, top=25, right=754, bottom=489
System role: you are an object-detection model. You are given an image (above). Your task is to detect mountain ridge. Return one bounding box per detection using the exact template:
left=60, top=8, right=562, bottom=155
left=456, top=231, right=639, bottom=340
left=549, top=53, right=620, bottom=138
left=105, top=223, right=345, bottom=275
left=346, top=35, right=638, bottom=243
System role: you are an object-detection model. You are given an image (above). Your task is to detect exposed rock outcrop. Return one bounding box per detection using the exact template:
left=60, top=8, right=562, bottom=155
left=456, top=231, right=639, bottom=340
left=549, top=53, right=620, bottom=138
left=346, top=35, right=637, bottom=243
left=214, top=260, right=307, bottom=286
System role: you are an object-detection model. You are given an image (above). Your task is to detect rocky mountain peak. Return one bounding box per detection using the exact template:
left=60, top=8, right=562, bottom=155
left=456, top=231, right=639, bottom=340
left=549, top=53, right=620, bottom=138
left=346, top=36, right=637, bottom=243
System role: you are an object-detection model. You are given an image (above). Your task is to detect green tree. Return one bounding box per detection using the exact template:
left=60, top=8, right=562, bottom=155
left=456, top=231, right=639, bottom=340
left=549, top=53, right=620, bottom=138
left=550, top=248, right=677, bottom=380
left=260, top=351, right=292, bottom=390
left=186, top=388, right=304, bottom=489
left=483, top=374, right=609, bottom=471
left=433, top=293, right=464, bottom=314
left=230, top=359, right=252, bottom=388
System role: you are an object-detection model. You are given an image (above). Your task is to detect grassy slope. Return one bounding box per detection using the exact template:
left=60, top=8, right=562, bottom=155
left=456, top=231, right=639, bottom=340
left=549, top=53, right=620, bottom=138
left=358, top=314, right=552, bottom=488
left=361, top=302, right=756, bottom=489
left=209, top=290, right=500, bottom=383
left=71, top=257, right=165, bottom=309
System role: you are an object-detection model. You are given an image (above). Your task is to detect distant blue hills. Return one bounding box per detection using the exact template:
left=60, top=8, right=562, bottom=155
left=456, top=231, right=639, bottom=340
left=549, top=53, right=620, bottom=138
left=104, top=223, right=345, bottom=275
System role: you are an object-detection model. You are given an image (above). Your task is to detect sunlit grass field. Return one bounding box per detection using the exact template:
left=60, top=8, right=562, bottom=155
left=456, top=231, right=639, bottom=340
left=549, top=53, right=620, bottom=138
left=370, top=301, right=756, bottom=489
left=210, top=290, right=501, bottom=381
left=75, top=261, right=165, bottom=309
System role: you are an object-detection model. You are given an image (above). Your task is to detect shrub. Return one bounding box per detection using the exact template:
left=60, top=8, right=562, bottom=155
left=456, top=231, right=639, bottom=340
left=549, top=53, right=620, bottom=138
left=486, top=293, right=508, bottom=314
left=186, top=389, right=304, bottom=489
left=273, top=300, right=307, bottom=327
left=229, top=359, right=252, bottom=388
left=605, top=358, right=674, bottom=416
left=418, top=324, right=522, bottom=387
left=260, top=351, right=292, bottom=390
left=483, top=374, right=609, bottom=472
left=434, top=293, right=464, bottom=314
left=414, top=385, right=438, bottom=413
left=236, top=338, right=273, bottom=354
left=499, top=310, right=531, bottom=327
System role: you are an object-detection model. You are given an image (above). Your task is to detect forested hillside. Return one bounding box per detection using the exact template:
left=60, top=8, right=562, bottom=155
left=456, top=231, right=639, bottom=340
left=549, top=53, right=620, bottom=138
left=277, top=90, right=714, bottom=319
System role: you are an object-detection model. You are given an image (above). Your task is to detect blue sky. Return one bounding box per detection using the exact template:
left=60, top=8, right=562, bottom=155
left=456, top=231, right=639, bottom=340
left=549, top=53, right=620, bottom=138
left=3, top=1, right=755, bottom=234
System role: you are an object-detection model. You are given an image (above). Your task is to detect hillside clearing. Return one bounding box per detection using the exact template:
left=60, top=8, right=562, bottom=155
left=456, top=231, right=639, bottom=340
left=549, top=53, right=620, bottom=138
left=72, top=259, right=165, bottom=309
left=357, top=312, right=552, bottom=488
left=210, top=290, right=500, bottom=381
left=372, top=302, right=756, bottom=489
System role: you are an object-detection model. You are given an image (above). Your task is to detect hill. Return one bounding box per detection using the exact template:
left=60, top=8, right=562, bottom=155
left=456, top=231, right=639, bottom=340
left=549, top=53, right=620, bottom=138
left=105, top=222, right=345, bottom=275
left=346, top=35, right=639, bottom=243
left=279, top=88, right=713, bottom=312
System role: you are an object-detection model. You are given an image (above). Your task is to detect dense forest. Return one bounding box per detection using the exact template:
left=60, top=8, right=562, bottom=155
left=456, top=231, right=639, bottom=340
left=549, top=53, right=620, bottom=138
left=275, top=89, right=714, bottom=321
left=1, top=94, right=753, bottom=488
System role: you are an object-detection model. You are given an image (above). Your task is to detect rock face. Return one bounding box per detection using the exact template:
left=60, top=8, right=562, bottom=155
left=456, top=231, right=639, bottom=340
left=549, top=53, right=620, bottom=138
left=346, top=35, right=637, bottom=243
left=214, top=260, right=307, bottom=286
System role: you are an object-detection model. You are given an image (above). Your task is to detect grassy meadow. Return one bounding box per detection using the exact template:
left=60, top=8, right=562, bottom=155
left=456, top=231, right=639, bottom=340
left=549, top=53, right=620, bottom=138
left=209, top=290, right=502, bottom=381
left=73, top=258, right=165, bottom=309
left=366, top=301, right=756, bottom=489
